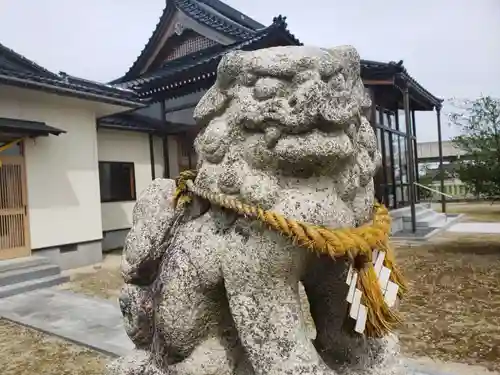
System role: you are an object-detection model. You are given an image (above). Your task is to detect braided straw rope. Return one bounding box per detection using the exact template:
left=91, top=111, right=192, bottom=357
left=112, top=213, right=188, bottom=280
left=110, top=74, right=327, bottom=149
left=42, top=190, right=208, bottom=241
left=174, top=170, right=407, bottom=338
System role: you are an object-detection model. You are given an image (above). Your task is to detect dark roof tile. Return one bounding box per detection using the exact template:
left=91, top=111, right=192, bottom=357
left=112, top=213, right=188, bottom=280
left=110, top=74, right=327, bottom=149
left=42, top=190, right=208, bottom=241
left=0, top=117, right=66, bottom=136
left=98, top=112, right=164, bottom=133
left=0, top=67, right=143, bottom=107
left=0, top=42, right=60, bottom=79
left=121, top=16, right=300, bottom=98
left=113, top=0, right=263, bottom=83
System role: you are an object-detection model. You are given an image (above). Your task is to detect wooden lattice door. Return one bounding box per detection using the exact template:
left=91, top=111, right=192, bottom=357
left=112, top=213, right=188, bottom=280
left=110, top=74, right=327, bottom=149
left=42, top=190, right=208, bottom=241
left=0, top=155, right=30, bottom=260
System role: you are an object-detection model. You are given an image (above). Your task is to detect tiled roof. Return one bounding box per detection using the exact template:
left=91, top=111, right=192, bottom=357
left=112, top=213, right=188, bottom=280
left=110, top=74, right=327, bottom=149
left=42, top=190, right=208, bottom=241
left=98, top=112, right=164, bottom=134
left=0, top=117, right=66, bottom=136
left=114, top=0, right=264, bottom=83
left=196, top=0, right=264, bottom=30
left=0, top=66, right=144, bottom=107
left=361, top=59, right=443, bottom=108
left=0, top=41, right=143, bottom=107
left=121, top=16, right=301, bottom=99
left=98, top=112, right=191, bottom=134
left=0, top=42, right=60, bottom=79
left=175, top=0, right=255, bottom=39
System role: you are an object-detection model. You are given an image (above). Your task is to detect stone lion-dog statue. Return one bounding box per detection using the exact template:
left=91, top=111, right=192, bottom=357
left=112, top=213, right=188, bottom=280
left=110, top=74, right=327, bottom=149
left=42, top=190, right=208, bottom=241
left=107, top=45, right=407, bottom=375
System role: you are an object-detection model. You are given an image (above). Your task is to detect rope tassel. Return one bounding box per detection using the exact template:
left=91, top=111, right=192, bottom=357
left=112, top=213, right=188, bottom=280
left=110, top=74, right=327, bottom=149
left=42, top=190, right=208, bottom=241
left=173, top=170, right=407, bottom=338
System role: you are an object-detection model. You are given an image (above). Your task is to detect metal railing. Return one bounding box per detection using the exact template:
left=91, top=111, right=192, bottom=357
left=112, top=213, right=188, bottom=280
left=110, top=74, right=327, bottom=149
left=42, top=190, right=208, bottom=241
left=414, top=182, right=455, bottom=219
left=414, top=182, right=454, bottom=199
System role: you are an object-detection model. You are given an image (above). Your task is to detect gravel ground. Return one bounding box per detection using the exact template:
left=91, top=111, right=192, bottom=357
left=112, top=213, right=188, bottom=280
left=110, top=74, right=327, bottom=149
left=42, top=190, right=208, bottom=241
left=7, top=202, right=497, bottom=375
left=0, top=319, right=108, bottom=375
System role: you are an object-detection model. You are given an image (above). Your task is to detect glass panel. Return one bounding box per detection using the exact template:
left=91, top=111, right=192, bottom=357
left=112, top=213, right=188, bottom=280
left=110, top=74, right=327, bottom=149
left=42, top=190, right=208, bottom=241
left=399, top=136, right=408, bottom=184
left=384, top=131, right=393, bottom=184
left=0, top=142, right=22, bottom=156
left=396, top=186, right=403, bottom=206
left=386, top=185, right=395, bottom=209
left=377, top=108, right=385, bottom=126
left=402, top=185, right=409, bottom=204
left=99, top=162, right=136, bottom=202
left=376, top=128, right=383, bottom=153
left=398, top=110, right=407, bottom=133
left=393, top=135, right=401, bottom=184
left=386, top=111, right=396, bottom=129
left=413, top=139, right=419, bottom=182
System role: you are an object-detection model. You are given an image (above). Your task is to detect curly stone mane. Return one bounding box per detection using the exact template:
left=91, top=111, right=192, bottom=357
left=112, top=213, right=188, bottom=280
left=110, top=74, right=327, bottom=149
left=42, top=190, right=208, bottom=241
left=192, top=45, right=381, bottom=227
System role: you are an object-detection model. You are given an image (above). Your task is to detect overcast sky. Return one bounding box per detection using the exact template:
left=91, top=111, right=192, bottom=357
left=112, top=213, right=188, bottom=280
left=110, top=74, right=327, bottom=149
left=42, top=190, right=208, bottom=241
left=1, top=0, right=499, bottom=142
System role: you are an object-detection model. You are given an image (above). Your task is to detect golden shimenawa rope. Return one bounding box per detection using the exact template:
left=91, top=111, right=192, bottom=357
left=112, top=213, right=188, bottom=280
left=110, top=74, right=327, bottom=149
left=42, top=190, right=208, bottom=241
left=173, top=170, right=407, bottom=338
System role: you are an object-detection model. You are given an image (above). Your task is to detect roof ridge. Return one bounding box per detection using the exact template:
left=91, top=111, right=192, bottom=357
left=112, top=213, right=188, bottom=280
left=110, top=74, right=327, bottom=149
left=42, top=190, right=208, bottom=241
left=0, top=41, right=61, bottom=79
left=196, top=0, right=264, bottom=30
left=128, top=15, right=302, bottom=97
left=120, top=15, right=298, bottom=89
left=175, top=0, right=255, bottom=39
left=109, top=1, right=176, bottom=84
left=112, top=0, right=263, bottom=84
left=59, top=71, right=136, bottom=94
left=0, top=66, right=143, bottom=107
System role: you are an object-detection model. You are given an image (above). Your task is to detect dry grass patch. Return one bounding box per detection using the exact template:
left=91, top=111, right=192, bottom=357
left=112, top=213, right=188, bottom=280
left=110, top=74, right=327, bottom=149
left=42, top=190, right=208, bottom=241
left=0, top=319, right=107, bottom=375
left=56, top=235, right=500, bottom=371
left=396, top=233, right=500, bottom=371
left=58, top=251, right=123, bottom=301
left=433, top=202, right=500, bottom=222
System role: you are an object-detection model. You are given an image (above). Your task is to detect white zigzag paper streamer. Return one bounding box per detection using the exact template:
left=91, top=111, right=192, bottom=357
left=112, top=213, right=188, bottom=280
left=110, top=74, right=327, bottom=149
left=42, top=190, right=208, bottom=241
left=345, top=249, right=400, bottom=334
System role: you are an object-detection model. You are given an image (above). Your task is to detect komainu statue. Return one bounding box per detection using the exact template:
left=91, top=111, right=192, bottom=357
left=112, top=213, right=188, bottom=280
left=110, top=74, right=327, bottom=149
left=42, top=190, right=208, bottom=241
left=108, top=45, right=408, bottom=375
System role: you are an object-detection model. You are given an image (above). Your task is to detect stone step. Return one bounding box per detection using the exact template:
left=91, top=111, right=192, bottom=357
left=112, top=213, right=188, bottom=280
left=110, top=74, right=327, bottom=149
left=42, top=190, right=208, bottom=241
left=0, top=264, right=61, bottom=287
left=402, top=212, right=445, bottom=230
left=416, top=213, right=446, bottom=228
left=0, top=256, right=50, bottom=273
left=0, top=274, right=69, bottom=299
left=402, top=208, right=436, bottom=222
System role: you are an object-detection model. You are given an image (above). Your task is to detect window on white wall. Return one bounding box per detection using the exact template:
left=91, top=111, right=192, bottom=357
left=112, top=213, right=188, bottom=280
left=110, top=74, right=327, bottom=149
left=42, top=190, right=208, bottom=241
left=99, top=161, right=136, bottom=202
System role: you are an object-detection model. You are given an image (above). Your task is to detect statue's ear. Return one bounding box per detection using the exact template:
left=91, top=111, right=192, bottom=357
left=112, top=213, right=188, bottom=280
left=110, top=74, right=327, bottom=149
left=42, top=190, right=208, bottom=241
left=216, top=50, right=244, bottom=90
left=193, top=86, right=228, bottom=127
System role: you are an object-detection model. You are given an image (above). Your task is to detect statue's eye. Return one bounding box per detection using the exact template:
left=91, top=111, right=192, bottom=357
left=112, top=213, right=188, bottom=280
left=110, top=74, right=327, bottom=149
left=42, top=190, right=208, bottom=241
left=253, top=78, right=286, bottom=100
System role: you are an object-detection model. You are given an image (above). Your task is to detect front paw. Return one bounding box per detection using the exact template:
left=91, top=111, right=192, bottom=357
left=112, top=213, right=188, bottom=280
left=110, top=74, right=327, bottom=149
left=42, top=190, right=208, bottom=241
left=120, top=284, right=155, bottom=349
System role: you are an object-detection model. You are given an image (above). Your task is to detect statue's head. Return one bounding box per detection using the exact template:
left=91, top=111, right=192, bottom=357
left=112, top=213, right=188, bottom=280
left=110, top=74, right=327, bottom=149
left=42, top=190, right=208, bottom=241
left=193, top=45, right=381, bottom=225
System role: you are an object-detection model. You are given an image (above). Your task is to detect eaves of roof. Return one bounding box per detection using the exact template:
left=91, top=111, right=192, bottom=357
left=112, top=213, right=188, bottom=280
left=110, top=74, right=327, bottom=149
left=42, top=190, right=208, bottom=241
left=0, top=42, right=61, bottom=79
left=361, top=59, right=443, bottom=109
left=196, top=0, right=264, bottom=30
left=98, top=112, right=164, bottom=134
left=113, top=0, right=262, bottom=84
left=0, top=67, right=144, bottom=108
left=175, top=0, right=256, bottom=39
left=124, top=16, right=301, bottom=99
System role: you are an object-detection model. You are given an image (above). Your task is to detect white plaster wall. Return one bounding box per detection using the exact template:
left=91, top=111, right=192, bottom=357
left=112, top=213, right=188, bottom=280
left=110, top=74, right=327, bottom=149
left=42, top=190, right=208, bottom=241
left=167, top=135, right=180, bottom=178
left=153, top=135, right=165, bottom=179
left=0, top=86, right=103, bottom=249
left=97, top=129, right=164, bottom=231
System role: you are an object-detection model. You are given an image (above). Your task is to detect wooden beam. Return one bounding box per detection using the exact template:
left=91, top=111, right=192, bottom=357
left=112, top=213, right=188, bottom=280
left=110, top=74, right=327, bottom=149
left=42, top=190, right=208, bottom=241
left=362, top=79, right=394, bottom=86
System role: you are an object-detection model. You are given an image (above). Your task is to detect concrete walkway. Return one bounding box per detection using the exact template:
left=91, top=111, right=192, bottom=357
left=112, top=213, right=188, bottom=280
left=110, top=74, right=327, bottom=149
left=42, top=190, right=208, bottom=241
left=0, top=288, right=133, bottom=356
left=0, top=287, right=461, bottom=375
left=447, top=222, right=500, bottom=234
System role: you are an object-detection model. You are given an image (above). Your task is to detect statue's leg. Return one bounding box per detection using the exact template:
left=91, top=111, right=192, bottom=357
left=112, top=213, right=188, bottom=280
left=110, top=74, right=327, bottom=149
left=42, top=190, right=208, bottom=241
left=151, top=216, right=245, bottom=375
left=303, top=255, right=397, bottom=372
left=119, top=283, right=154, bottom=349
left=222, top=222, right=335, bottom=375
